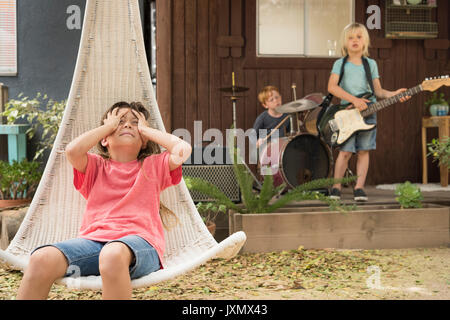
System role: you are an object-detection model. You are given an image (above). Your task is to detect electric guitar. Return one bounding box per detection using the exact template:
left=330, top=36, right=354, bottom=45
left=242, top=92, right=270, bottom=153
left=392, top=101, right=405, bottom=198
left=318, top=76, right=450, bottom=147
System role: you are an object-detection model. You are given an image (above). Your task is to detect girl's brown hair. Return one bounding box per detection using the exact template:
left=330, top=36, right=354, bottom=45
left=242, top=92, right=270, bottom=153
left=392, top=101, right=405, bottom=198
left=98, top=101, right=178, bottom=230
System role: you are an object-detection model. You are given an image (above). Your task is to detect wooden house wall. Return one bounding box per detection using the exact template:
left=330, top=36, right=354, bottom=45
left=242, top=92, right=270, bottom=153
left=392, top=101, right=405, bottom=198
left=155, top=0, right=450, bottom=185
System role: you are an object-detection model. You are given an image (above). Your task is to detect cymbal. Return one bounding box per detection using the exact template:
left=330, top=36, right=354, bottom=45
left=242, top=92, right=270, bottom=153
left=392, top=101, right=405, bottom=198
left=275, top=98, right=320, bottom=114
left=303, top=92, right=324, bottom=105
left=219, top=86, right=249, bottom=93
left=222, top=95, right=245, bottom=99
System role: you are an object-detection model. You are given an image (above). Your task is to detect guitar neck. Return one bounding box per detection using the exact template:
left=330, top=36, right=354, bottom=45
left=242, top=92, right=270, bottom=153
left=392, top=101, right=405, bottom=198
left=361, top=85, right=423, bottom=117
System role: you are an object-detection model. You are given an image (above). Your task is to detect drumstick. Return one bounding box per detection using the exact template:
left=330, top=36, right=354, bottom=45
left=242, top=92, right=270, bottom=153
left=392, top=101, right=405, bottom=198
left=260, top=115, right=290, bottom=144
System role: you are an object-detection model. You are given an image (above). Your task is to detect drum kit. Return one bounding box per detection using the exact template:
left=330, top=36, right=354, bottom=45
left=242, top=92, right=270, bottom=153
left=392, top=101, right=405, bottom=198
left=220, top=73, right=334, bottom=191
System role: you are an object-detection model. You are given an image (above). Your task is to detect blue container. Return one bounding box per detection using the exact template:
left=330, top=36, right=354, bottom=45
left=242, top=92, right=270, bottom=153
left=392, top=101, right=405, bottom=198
left=429, top=104, right=439, bottom=116
left=437, top=105, right=449, bottom=116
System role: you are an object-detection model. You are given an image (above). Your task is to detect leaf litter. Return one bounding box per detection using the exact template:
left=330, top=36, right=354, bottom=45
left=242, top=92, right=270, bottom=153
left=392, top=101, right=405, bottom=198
left=0, top=247, right=448, bottom=300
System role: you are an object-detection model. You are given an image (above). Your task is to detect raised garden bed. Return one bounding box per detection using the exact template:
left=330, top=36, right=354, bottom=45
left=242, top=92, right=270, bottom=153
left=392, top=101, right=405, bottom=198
left=229, top=204, right=450, bottom=252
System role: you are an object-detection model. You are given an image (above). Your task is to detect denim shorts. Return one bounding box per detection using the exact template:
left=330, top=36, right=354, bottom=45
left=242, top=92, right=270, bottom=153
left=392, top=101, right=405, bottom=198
left=340, top=127, right=377, bottom=153
left=31, top=235, right=161, bottom=280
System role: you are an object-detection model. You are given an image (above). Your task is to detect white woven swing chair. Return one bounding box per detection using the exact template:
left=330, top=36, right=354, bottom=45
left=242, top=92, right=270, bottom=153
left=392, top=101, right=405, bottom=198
left=0, top=0, right=246, bottom=290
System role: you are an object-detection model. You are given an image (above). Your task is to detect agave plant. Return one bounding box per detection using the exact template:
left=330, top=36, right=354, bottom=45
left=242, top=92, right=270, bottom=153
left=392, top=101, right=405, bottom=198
left=185, top=143, right=356, bottom=214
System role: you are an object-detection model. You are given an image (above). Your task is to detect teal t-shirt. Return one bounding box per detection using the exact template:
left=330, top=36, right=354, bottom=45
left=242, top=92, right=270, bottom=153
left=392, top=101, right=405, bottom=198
left=331, top=57, right=379, bottom=123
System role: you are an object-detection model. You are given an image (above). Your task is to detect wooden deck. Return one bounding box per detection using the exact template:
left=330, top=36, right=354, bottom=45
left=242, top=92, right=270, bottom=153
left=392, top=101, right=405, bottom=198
left=215, top=184, right=450, bottom=244
left=325, top=185, right=450, bottom=207
left=341, top=186, right=450, bottom=206
left=267, top=184, right=450, bottom=210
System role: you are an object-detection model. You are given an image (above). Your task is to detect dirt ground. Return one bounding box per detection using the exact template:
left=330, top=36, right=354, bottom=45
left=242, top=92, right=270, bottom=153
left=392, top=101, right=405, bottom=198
left=1, top=246, right=448, bottom=300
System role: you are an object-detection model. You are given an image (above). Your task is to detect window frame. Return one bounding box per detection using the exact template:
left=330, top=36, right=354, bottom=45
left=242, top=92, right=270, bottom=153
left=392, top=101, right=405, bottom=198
left=256, top=0, right=355, bottom=58
left=244, top=0, right=364, bottom=70
left=0, top=0, right=17, bottom=76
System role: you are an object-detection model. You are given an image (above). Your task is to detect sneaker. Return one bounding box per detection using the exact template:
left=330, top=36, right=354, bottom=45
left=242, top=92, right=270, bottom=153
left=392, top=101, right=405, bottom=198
left=353, top=188, right=368, bottom=202
left=329, top=188, right=341, bottom=200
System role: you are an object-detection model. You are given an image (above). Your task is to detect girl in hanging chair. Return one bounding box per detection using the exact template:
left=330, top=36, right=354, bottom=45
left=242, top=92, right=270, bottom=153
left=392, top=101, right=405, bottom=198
left=16, top=101, right=192, bottom=300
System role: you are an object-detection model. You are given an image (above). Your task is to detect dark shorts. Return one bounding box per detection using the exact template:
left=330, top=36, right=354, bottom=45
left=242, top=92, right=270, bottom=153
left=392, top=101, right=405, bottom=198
left=31, top=235, right=160, bottom=280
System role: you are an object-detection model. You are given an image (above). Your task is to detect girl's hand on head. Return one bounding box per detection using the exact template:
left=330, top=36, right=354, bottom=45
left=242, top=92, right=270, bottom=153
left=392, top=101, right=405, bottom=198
left=103, top=108, right=129, bottom=132
left=347, top=97, right=370, bottom=111
left=131, top=109, right=150, bottom=144
left=131, top=109, right=150, bottom=131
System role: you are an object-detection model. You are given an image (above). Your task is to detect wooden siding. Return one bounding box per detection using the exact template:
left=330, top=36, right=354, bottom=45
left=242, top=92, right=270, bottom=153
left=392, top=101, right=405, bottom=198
left=156, top=0, right=450, bottom=185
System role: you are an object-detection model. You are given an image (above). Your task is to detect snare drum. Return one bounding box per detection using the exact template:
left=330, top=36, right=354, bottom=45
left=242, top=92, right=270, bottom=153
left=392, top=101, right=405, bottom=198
left=298, top=93, right=324, bottom=136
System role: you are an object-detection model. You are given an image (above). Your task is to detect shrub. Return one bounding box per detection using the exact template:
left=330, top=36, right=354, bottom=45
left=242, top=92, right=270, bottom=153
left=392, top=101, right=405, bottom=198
left=0, top=159, right=42, bottom=200
left=195, top=202, right=227, bottom=225
left=2, top=93, right=66, bottom=161
left=427, top=136, right=450, bottom=169
left=185, top=144, right=356, bottom=214
left=395, top=181, right=423, bottom=209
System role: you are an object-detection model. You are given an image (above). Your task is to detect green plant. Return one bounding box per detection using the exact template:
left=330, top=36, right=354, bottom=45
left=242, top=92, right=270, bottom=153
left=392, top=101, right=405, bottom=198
left=424, top=92, right=448, bottom=107
left=2, top=92, right=66, bottom=161
left=195, top=202, right=227, bottom=225
left=0, top=159, right=43, bottom=200
left=394, top=181, right=423, bottom=209
left=185, top=145, right=356, bottom=214
left=427, top=136, right=450, bottom=169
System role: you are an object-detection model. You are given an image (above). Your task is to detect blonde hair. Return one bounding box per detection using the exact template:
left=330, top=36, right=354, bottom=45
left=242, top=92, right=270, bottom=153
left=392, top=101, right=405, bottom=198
left=258, top=85, right=280, bottom=106
left=98, top=101, right=179, bottom=230
left=340, top=23, right=370, bottom=57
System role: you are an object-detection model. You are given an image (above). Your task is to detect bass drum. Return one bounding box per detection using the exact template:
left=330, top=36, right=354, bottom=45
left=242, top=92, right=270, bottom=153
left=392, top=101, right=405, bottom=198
left=258, top=134, right=332, bottom=189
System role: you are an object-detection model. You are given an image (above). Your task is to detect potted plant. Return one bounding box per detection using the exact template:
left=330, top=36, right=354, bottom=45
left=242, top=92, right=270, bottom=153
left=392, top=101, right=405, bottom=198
left=0, top=159, right=42, bottom=208
left=195, top=202, right=227, bottom=236
left=1, top=92, right=66, bottom=160
left=425, top=92, right=449, bottom=117
left=427, top=136, right=450, bottom=170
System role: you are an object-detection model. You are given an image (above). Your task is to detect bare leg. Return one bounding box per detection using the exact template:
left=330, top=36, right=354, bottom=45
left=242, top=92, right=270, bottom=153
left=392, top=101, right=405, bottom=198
left=99, top=242, right=134, bottom=300
left=332, top=151, right=353, bottom=189
left=17, top=246, right=68, bottom=300
left=355, top=150, right=369, bottom=189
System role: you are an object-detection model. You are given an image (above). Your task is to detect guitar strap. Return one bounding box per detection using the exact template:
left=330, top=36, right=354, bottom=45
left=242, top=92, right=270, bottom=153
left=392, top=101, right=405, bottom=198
left=319, top=55, right=348, bottom=108
left=316, top=55, right=348, bottom=132
left=362, top=57, right=375, bottom=95
left=317, top=55, right=374, bottom=133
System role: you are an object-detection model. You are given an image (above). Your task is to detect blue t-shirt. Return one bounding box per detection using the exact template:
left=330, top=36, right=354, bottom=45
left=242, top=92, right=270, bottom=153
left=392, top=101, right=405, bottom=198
left=331, top=57, right=380, bottom=124
left=253, top=111, right=291, bottom=140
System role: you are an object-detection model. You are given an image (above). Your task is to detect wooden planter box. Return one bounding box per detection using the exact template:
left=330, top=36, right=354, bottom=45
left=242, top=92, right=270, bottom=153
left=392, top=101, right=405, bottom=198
left=0, top=199, right=31, bottom=209
left=229, top=204, right=450, bottom=252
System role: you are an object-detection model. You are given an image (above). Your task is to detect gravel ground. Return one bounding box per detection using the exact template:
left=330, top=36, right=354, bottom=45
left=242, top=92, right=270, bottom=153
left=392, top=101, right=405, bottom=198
left=1, top=246, right=449, bottom=300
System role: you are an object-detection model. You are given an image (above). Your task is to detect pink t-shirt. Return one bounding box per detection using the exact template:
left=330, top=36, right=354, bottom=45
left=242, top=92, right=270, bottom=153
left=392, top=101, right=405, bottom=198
left=73, top=151, right=182, bottom=266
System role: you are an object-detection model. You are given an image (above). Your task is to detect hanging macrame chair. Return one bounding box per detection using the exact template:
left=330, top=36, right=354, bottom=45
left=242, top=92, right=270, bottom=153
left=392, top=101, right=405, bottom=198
left=0, top=0, right=246, bottom=290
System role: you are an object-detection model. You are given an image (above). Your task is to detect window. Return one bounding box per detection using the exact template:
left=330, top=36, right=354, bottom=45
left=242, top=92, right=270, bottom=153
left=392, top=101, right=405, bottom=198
left=0, top=0, right=17, bottom=76
left=257, top=0, right=354, bottom=57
